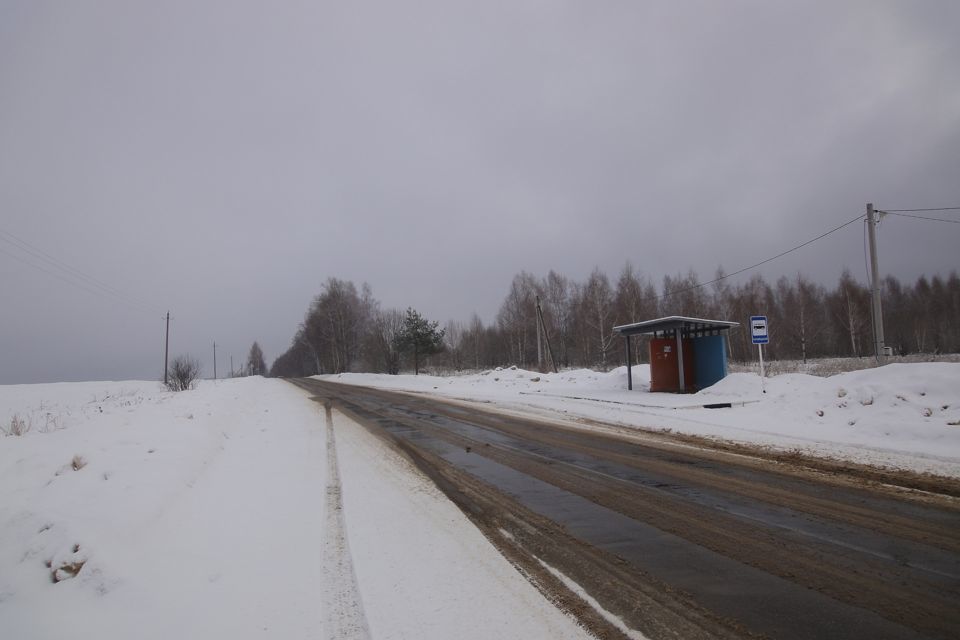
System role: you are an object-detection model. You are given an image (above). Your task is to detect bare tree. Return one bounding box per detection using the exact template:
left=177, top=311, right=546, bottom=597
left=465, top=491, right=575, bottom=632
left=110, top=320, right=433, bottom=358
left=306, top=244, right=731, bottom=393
left=444, top=320, right=466, bottom=371
left=247, top=341, right=267, bottom=376
left=614, top=263, right=657, bottom=364
left=828, top=270, right=870, bottom=357
left=166, top=355, right=201, bottom=391
left=882, top=275, right=909, bottom=356
left=302, top=278, right=375, bottom=373
left=497, top=272, right=538, bottom=366
left=578, top=268, right=617, bottom=368
left=296, top=325, right=322, bottom=374
left=727, top=274, right=773, bottom=362
left=661, top=270, right=709, bottom=318
left=708, top=267, right=732, bottom=320
left=367, top=308, right=404, bottom=374
left=786, top=274, right=827, bottom=363
left=466, top=313, right=485, bottom=369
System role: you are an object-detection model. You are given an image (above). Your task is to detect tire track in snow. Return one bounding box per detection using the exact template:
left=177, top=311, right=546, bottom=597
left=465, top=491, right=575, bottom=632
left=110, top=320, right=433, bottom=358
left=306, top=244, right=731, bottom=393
left=322, top=403, right=371, bottom=640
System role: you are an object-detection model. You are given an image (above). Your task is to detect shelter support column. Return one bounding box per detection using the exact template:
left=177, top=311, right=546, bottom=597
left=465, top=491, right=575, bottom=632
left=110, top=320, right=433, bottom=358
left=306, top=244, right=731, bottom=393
left=625, top=334, right=633, bottom=390
left=676, top=330, right=686, bottom=393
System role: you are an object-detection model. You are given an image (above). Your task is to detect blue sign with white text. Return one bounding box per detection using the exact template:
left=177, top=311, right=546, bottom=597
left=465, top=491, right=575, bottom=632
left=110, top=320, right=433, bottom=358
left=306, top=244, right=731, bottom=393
left=751, top=316, right=769, bottom=344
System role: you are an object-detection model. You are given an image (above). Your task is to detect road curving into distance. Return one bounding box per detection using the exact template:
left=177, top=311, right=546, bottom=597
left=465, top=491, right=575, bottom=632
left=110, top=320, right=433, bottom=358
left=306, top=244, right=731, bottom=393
left=290, top=378, right=960, bottom=640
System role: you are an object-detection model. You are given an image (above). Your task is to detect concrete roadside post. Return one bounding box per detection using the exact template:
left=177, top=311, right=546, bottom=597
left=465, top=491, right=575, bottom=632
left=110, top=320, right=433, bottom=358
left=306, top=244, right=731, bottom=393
left=751, top=315, right=769, bottom=394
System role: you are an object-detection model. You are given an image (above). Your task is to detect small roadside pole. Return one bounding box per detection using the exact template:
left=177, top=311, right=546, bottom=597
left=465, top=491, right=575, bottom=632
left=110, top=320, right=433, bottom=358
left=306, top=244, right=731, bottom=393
left=751, top=315, right=769, bottom=394
left=163, top=311, right=170, bottom=386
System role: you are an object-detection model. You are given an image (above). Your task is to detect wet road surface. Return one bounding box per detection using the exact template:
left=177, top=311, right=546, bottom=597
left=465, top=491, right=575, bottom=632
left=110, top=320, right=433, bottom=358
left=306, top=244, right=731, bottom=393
left=290, top=378, right=960, bottom=640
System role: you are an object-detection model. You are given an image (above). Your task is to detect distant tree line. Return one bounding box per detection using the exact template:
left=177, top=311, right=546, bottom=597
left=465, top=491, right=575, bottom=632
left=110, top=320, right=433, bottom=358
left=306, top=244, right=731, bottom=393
left=269, top=268, right=960, bottom=377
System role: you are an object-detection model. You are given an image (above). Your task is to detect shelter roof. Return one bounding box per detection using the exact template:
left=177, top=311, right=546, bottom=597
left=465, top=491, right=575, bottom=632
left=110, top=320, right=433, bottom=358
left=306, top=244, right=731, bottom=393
left=612, top=316, right=740, bottom=337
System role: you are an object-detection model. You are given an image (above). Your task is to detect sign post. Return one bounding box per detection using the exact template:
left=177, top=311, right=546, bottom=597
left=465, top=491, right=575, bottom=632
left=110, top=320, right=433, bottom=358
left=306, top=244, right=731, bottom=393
left=750, top=315, right=769, bottom=394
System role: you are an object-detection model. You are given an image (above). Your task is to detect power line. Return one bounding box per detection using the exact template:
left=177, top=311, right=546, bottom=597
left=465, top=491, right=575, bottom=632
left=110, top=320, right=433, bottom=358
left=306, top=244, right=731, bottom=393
left=0, top=228, right=166, bottom=317
left=0, top=244, right=141, bottom=306
left=655, top=213, right=864, bottom=302
left=880, top=207, right=960, bottom=213
left=883, top=211, right=960, bottom=225
left=0, top=229, right=159, bottom=308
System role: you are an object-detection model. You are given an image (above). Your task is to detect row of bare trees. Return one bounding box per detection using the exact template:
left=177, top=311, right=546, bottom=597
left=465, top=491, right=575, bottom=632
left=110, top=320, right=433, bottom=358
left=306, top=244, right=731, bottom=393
left=270, top=278, right=444, bottom=377
left=271, top=279, right=376, bottom=376
left=270, top=268, right=959, bottom=376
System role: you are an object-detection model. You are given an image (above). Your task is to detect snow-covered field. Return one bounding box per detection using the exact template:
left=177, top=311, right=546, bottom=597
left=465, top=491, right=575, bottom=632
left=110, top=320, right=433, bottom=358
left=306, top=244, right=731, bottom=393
left=321, top=362, right=960, bottom=477
left=0, top=377, right=591, bottom=639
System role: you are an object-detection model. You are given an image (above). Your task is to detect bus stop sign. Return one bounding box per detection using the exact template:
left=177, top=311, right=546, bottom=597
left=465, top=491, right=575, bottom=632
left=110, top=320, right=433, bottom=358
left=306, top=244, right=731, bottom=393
left=751, top=316, right=769, bottom=344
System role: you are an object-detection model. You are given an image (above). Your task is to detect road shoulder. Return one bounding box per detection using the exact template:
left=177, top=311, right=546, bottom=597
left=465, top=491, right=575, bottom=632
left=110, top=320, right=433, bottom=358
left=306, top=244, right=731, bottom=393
left=330, top=406, right=594, bottom=640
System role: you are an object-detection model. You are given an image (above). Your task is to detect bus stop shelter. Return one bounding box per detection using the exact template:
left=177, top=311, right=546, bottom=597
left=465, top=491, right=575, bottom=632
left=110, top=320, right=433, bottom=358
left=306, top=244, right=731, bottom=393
left=613, top=316, right=739, bottom=393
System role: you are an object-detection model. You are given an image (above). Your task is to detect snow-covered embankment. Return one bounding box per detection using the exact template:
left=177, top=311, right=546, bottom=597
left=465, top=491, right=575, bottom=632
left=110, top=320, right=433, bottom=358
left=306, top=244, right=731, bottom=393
left=0, top=377, right=592, bottom=640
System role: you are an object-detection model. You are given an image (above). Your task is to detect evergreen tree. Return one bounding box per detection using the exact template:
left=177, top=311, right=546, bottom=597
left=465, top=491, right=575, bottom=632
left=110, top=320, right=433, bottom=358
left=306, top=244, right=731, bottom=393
left=393, top=308, right=445, bottom=375
left=247, top=341, right=267, bottom=376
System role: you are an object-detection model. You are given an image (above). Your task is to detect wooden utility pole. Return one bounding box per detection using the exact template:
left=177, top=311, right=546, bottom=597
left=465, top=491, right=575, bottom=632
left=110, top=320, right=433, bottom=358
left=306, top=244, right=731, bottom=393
left=866, top=203, right=886, bottom=362
left=163, top=311, right=170, bottom=385
left=535, top=297, right=558, bottom=373
left=213, top=342, right=217, bottom=379
left=230, top=355, right=234, bottom=378
left=535, top=297, right=543, bottom=371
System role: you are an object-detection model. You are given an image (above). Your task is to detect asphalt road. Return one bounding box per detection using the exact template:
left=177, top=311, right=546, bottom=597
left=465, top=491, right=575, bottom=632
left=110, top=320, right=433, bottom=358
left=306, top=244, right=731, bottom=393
left=290, top=378, right=960, bottom=640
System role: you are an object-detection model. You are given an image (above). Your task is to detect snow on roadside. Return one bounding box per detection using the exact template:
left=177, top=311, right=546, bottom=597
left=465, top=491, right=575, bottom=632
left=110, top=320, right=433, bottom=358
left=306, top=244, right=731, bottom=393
left=0, top=378, right=326, bottom=639
left=318, top=362, right=960, bottom=477
left=330, top=408, right=593, bottom=640
left=1, top=377, right=599, bottom=639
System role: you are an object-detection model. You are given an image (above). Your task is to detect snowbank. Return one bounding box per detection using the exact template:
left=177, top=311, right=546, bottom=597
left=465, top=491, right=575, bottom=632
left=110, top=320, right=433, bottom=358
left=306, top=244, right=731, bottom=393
left=0, top=377, right=327, bottom=638
left=0, top=377, right=593, bottom=639
left=320, top=362, right=960, bottom=476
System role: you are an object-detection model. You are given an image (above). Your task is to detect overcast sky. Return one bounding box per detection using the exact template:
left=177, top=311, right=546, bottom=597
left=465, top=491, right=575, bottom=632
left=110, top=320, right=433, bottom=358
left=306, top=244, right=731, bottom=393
left=1, top=0, right=958, bottom=384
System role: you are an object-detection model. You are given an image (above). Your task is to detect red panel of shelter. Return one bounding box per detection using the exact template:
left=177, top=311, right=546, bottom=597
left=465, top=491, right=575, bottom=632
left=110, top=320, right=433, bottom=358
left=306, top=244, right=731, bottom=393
left=649, top=337, right=694, bottom=392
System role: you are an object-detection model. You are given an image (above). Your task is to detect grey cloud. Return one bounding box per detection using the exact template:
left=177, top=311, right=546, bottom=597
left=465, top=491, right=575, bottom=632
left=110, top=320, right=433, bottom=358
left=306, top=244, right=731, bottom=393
left=1, top=0, right=957, bottom=383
